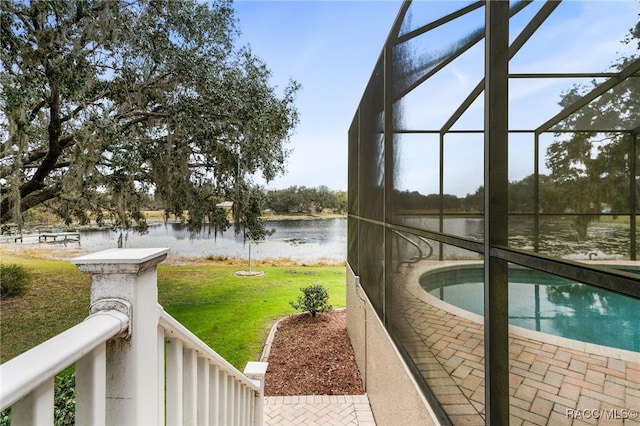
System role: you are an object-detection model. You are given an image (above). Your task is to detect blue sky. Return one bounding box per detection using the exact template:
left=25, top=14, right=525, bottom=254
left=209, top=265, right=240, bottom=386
left=232, top=1, right=638, bottom=194
left=234, top=0, right=403, bottom=191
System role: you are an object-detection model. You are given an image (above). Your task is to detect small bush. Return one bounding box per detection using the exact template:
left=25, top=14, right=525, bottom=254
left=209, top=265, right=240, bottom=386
left=289, top=284, right=332, bottom=317
left=0, top=409, right=9, bottom=426
left=0, top=264, right=30, bottom=299
left=54, top=372, right=75, bottom=426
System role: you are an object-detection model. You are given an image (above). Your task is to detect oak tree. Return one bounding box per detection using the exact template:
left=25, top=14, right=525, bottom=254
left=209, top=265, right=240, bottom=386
left=0, top=0, right=299, bottom=240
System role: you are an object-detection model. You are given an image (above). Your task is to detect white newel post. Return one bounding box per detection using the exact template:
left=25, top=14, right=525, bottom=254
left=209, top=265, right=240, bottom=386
left=72, top=248, right=169, bottom=426
left=244, top=361, right=268, bottom=426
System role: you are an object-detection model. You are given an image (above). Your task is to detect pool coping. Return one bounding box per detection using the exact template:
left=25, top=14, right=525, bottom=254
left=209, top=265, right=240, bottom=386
left=405, top=260, right=639, bottom=363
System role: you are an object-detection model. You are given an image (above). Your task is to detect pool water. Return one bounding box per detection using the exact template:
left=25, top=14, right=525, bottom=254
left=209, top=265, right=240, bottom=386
left=420, top=266, right=640, bottom=352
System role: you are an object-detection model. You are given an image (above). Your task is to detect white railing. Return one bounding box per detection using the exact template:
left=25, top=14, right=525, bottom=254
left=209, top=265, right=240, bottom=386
left=159, top=307, right=267, bottom=426
left=0, top=248, right=267, bottom=426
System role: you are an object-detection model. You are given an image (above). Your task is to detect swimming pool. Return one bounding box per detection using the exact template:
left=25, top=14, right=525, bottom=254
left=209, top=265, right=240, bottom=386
left=420, top=265, right=640, bottom=352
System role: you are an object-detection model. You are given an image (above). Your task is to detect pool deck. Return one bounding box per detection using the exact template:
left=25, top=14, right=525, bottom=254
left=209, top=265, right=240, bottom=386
left=394, top=261, right=640, bottom=425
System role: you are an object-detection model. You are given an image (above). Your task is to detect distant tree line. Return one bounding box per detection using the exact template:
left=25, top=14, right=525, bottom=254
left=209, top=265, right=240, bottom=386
left=394, top=173, right=622, bottom=217
left=263, top=185, right=347, bottom=214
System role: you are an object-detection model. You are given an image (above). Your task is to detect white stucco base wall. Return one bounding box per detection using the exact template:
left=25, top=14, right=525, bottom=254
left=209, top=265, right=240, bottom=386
left=346, top=264, right=441, bottom=426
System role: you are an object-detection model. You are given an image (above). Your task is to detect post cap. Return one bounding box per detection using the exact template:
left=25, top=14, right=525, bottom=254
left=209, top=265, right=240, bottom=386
left=244, top=361, right=269, bottom=378
left=72, top=248, right=170, bottom=273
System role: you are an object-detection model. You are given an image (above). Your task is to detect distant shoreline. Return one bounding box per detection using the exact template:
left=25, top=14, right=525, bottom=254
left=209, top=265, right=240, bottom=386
left=1, top=212, right=347, bottom=238
left=262, top=213, right=346, bottom=221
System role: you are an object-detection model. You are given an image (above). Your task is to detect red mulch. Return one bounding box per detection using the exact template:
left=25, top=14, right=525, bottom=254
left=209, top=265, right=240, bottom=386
left=264, top=309, right=365, bottom=396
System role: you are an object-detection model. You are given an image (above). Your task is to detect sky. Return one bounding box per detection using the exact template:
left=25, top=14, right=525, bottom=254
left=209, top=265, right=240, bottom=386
left=233, top=0, right=403, bottom=191
left=231, top=0, right=638, bottom=194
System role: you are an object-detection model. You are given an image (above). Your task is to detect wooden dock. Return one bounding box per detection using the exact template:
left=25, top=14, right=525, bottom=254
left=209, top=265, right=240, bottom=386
left=38, top=231, right=81, bottom=243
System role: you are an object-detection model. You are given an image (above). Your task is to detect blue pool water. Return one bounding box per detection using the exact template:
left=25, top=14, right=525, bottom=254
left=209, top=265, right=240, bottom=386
left=420, top=266, right=640, bottom=352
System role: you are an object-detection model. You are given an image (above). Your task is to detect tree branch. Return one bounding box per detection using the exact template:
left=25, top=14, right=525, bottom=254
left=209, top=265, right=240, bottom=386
left=29, top=100, right=47, bottom=122
left=0, top=135, right=75, bottom=180
left=0, top=186, right=59, bottom=224
left=18, top=69, right=64, bottom=201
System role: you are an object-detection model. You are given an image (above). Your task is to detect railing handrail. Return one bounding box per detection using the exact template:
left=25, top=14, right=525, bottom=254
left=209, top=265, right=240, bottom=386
left=0, top=310, right=129, bottom=409
left=394, top=230, right=434, bottom=263
left=158, top=306, right=260, bottom=392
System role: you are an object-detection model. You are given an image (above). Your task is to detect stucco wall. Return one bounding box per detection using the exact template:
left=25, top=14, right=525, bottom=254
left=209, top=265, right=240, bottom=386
left=346, top=264, right=440, bottom=426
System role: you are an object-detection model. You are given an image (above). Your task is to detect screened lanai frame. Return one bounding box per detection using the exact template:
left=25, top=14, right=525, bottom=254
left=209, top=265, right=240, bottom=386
left=348, top=1, right=639, bottom=425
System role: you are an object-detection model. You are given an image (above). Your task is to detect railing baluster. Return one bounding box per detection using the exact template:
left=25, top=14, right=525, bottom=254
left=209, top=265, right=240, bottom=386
left=197, top=357, right=209, bottom=425
left=243, top=386, right=249, bottom=426
left=248, top=385, right=253, bottom=425
left=76, top=343, right=107, bottom=424
left=11, top=379, right=54, bottom=425
left=239, top=385, right=244, bottom=425
left=242, top=384, right=247, bottom=425
left=157, top=326, right=165, bottom=425
left=241, top=385, right=248, bottom=425
left=210, top=364, right=219, bottom=423
left=249, top=386, right=256, bottom=426
left=238, top=382, right=244, bottom=425
left=248, top=385, right=254, bottom=425
left=183, top=348, right=198, bottom=425
left=165, top=337, right=183, bottom=425
left=219, top=371, right=227, bottom=425
left=228, top=375, right=235, bottom=425
left=235, top=381, right=240, bottom=426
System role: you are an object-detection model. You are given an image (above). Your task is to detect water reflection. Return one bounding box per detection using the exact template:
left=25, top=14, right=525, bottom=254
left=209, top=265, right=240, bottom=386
left=397, top=216, right=633, bottom=259
left=510, top=217, right=634, bottom=259
left=544, top=282, right=640, bottom=352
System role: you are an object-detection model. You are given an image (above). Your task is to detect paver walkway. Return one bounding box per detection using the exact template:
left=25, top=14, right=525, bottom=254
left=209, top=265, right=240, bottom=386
left=264, top=395, right=376, bottom=426
left=260, top=312, right=376, bottom=426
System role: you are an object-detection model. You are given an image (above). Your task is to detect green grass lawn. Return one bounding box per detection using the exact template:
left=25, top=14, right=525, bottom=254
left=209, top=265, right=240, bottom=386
left=158, top=265, right=346, bottom=367
left=1, top=252, right=346, bottom=369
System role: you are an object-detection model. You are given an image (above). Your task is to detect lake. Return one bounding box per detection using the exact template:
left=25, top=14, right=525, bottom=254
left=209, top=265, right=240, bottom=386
left=77, top=218, right=347, bottom=262
left=6, top=216, right=634, bottom=263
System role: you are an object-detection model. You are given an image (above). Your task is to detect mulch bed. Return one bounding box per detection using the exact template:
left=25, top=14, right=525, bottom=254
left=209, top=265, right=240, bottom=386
left=264, top=309, right=365, bottom=396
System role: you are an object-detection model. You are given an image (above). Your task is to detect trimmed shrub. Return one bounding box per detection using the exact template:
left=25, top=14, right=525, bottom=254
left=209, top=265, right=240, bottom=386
left=0, top=264, right=30, bottom=299
left=289, top=284, right=332, bottom=317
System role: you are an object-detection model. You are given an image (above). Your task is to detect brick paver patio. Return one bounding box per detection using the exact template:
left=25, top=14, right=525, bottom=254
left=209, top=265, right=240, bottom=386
left=392, top=262, right=640, bottom=426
